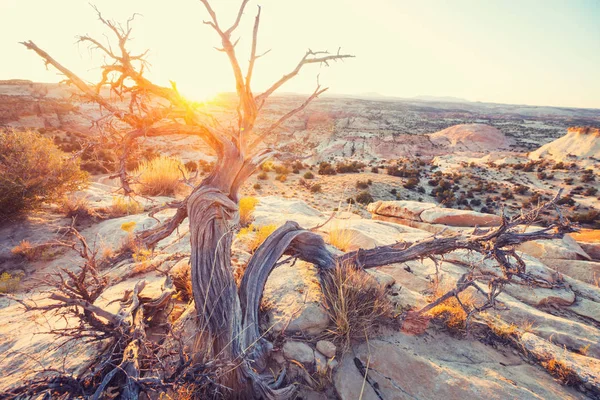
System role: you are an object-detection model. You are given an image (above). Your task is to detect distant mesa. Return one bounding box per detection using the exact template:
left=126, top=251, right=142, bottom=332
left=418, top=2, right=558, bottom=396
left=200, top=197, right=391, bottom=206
left=428, top=123, right=515, bottom=153
left=529, top=126, right=600, bottom=163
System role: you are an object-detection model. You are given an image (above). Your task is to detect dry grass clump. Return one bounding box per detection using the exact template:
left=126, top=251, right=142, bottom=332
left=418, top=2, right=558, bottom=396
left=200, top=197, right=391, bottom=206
left=237, top=224, right=277, bottom=252
left=327, top=224, right=358, bottom=252
left=109, top=196, right=144, bottom=217
left=59, top=195, right=98, bottom=222
left=322, top=263, right=391, bottom=350
left=11, top=240, right=62, bottom=261
left=239, top=196, right=259, bottom=226
left=541, top=358, right=580, bottom=386
left=134, top=156, right=186, bottom=196
left=426, top=281, right=480, bottom=331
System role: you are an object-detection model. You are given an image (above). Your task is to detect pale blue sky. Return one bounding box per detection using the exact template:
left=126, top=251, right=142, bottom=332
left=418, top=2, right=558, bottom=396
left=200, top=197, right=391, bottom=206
left=1, top=0, right=598, bottom=108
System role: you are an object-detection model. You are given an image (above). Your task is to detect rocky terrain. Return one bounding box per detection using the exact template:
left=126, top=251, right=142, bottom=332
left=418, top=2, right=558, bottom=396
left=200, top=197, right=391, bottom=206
left=1, top=80, right=600, bottom=399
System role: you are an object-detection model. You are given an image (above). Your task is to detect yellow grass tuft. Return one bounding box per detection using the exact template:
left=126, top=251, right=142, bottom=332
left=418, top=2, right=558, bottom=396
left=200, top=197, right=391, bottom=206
left=237, top=224, right=277, bottom=252
left=541, top=358, right=580, bottom=385
left=239, top=197, right=259, bottom=226
left=0, top=272, right=22, bottom=293
left=134, top=156, right=186, bottom=196
left=327, top=222, right=358, bottom=252
left=110, top=196, right=144, bottom=217
left=426, top=280, right=481, bottom=331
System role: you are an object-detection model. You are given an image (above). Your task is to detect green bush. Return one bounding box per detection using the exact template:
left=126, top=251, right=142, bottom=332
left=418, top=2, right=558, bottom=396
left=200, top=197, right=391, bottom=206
left=0, top=130, right=88, bottom=216
left=303, top=171, right=315, bottom=179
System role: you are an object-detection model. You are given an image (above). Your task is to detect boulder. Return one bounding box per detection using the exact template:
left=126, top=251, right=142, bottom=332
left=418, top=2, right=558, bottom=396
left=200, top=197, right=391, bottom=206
left=283, top=341, right=314, bottom=364
left=262, top=261, right=330, bottom=335
left=316, top=340, right=337, bottom=358
left=520, top=332, right=600, bottom=392
left=335, top=332, right=583, bottom=400
left=544, top=259, right=600, bottom=285
left=517, top=235, right=591, bottom=261
left=419, top=208, right=502, bottom=227
left=367, top=200, right=436, bottom=222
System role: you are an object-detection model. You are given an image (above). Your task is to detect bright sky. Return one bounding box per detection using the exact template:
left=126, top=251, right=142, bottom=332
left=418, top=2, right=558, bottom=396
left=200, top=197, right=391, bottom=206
left=1, top=0, right=599, bottom=108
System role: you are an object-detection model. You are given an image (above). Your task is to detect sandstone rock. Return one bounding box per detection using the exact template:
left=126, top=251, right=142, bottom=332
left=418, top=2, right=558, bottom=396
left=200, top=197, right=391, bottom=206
left=529, top=126, right=600, bottom=165
left=283, top=341, right=314, bottom=364
left=366, top=269, right=395, bottom=288
left=520, top=332, right=600, bottom=392
left=543, top=259, right=600, bottom=285
left=570, top=298, right=600, bottom=324
left=316, top=340, right=337, bottom=358
left=367, top=200, right=436, bottom=221
left=503, top=284, right=576, bottom=307
left=579, top=242, right=600, bottom=261
left=262, top=260, right=330, bottom=335
left=335, top=332, right=583, bottom=400
left=429, top=123, right=515, bottom=153
left=498, top=293, right=600, bottom=360
left=419, top=207, right=502, bottom=227
left=518, top=235, right=591, bottom=261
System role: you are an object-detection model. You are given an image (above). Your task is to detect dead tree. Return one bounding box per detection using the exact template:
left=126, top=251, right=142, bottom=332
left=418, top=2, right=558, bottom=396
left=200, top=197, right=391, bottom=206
left=22, top=3, right=575, bottom=399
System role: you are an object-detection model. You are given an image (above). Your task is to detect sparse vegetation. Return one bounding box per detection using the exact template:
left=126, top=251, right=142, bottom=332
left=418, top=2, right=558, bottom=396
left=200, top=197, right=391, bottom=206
left=237, top=224, right=278, bottom=252
left=0, top=130, right=88, bottom=217
left=322, top=263, right=391, bottom=350
left=134, top=156, right=185, bottom=196
left=239, top=197, right=259, bottom=226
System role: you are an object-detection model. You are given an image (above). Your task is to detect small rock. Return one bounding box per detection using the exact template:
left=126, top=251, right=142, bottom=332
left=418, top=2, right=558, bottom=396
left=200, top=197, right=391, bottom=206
left=283, top=341, right=314, bottom=364
left=327, top=358, right=338, bottom=370
left=316, top=340, right=337, bottom=358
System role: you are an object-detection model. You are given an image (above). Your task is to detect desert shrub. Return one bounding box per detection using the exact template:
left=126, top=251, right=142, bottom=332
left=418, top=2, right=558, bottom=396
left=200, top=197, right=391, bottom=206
left=390, top=188, right=397, bottom=195
left=355, top=180, right=369, bottom=189
left=552, top=162, right=567, bottom=170
left=184, top=160, right=198, bottom=172
left=564, top=177, right=574, bottom=185
left=346, top=197, right=356, bottom=204
left=581, top=170, right=595, bottom=183
left=403, top=177, right=420, bottom=190
left=198, top=159, right=214, bottom=173
left=239, top=197, right=259, bottom=226
left=303, top=171, right=314, bottom=179
left=387, top=165, right=420, bottom=178
left=571, top=210, right=599, bottom=224
left=355, top=191, right=374, bottom=205
left=253, top=183, right=261, bottom=190
left=322, top=263, right=391, bottom=350
left=0, top=130, right=88, bottom=216
left=310, top=183, right=322, bottom=193
left=0, top=272, right=22, bottom=293
left=237, top=224, right=277, bottom=252
left=109, top=196, right=144, bottom=217
left=318, top=162, right=337, bottom=175
left=273, top=164, right=290, bottom=175
left=134, top=156, right=185, bottom=196
left=257, top=171, right=268, bottom=180
left=584, top=187, right=598, bottom=196
left=557, top=195, right=575, bottom=206
left=292, top=161, right=304, bottom=171
left=275, top=174, right=287, bottom=182
left=371, top=166, right=379, bottom=173
left=292, top=168, right=300, bottom=174
left=336, top=161, right=363, bottom=173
